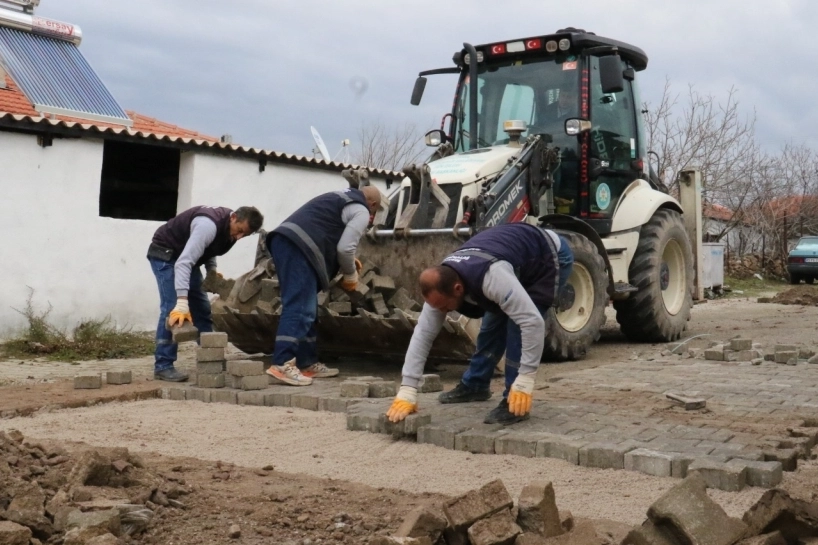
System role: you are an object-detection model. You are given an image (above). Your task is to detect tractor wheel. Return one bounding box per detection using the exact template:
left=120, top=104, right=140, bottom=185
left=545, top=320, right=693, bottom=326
left=614, top=209, right=694, bottom=342
left=541, top=231, right=609, bottom=362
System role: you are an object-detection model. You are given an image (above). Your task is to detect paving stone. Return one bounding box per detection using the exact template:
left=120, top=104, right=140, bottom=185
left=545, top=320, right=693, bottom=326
left=340, top=381, right=371, bottom=398
left=226, top=374, right=242, bottom=389
left=443, top=480, right=512, bottom=534
left=327, top=302, right=352, bottom=315
left=105, top=371, right=131, bottom=385
left=417, top=421, right=474, bottom=450
left=775, top=351, right=798, bottom=363
left=290, top=393, right=320, bottom=411
left=200, top=332, right=228, bottom=348
left=764, top=353, right=776, bottom=362
left=259, top=278, right=279, bottom=301
left=196, top=361, right=224, bottom=374
left=622, top=520, right=678, bottom=545
left=196, top=347, right=225, bottom=362
left=394, top=506, right=447, bottom=542
left=467, top=508, right=521, bottom=545
left=419, top=374, right=443, bottom=393
left=388, top=287, right=421, bottom=312
left=263, top=391, right=292, bottom=407
left=370, top=274, right=396, bottom=294
left=774, top=344, right=798, bottom=353
left=579, top=442, right=638, bottom=469
left=187, top=387, right=211, bottom=403
left=724, top=350, right=739, bottom=362
left=737, top=350, right=760, bottom=361
left=730, top=339, right=753, bottom=351
left=763, top=449, right=799, bottom=471
left=74, top=375, right=102, bottom=389
left=196, top=373, right=224, bottom=389
left=226, top=360, right=264, bottom=376
left=740, top=460, right=783, bottom=488
left=736, top=531, right=786, bottom=545
left=369, top=381, right=397, bottom=398
left=495, top=433, right=549, bottom=458
left=624, top=449, right=675, bottom=477
left=166, top=387, right=187, bottom=401
left=236, top=391, right=266, bottom=406
left=455, top=428, right=508, bottom=454
left=688, top=458, right=747, bottom=491
left=722, top=450, right=765, bottom=462
left=517, top=482, right=562, bottom=537
left=808, top=354, right=818, bottom=364
left=319, top=396, right=357, bottom=413
left=210, top=389, right=237, bottom=404
left=371, top=293, right=390, bottom=316
left=237, top=375, right=268, bottom=391
left=787, top=426, right=818, bottom=448
left=536, top=437, right=587, bottom=465
left=347, top=410, right=384, bottom=433
left=704, top=349, right=725, bottom=361
left=381, top=413, right=432, bottom=439
left=559, top=510, right=574, bottom=533
left=170, top=322, right=198, bottom=343
left=647, top=474, right=747, bottom=545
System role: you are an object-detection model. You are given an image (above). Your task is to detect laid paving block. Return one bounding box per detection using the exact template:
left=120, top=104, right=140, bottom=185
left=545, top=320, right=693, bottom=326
left=236, top=391, right=265, bottom=406
left=369, top=381, right=397, bottom=398
left=74, top=375, right=101, bottom=389
left=395, top=506, right=447, bottom=542
left=775, top=351, right=798, bottom=363
left=417, top=420, right=474, bottom=450
left=197, top=373, right=225, bottom=389
left=196, top=347, right=225, bottom=362
left=625, top=449, right=675, bottom=478
left=741, top=460, right=783, bottom=488
left=210, top=389, right=237, bottom=404
left=467, top=509, right=521, bottom=545
left=290, top=393, right=320, bottom=411
left=382, top=414, right=433, bottom=439
left=196, top=361, right=224, bottom=375
left=226, top=360, right=265, bottom=376
left=319, top=396, right=357, bottom=413
left=237, top=375, right=268, bottom=391
left=166, top=386, right=187, bottom=401
left=688, top=458, right=747, bottom=491
left=647, top=474, right=747, bottom=545
left=346, top=410, right=383, bottom=433
left=200, top=332, right=228, bottom=348
left=263, top=391, right=291, bottom=407
left=170, top=322, right=199, bottom=343
left=763, top=449, right=799, bottom=472
left=704, top=349, right=725, bottom=361
left=495, top=434, right=545, bottom=458
left=340, top=381, right=371, bottom=398
left=537, top=437, right=587, bottom=465
left=517, top=481, right=562, bottom=537
left=579, top=442, right=638, bottom=469
left=105, top=371, right=132, bottom=385
left=455, top=428, right=508, bottom=454
left=419, top=374, right=443, bottom=393
left=730, top=338, right=753, bottom=351
left=188, top=387, right=212, bottom=403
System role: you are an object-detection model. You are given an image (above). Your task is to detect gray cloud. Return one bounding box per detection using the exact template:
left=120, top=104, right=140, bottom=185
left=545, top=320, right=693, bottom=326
left=38, top=0, right=818, bottom=156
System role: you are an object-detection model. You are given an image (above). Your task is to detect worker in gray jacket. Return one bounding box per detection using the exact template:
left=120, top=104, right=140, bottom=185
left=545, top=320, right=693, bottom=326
left=148, top=205, right=264, bottom=382
left=386, top=222, right=573, bottom=425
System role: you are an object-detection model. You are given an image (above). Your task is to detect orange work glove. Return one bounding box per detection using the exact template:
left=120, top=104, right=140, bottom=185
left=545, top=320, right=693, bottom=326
left=341, top=271, right=358, bottom=292
left=167, top=299, right=192, bottom=327
left=354, top=258, right=363, bottom=273
left=386, top=386, right=418, bottom=422
left=507, top=372, right=535, bottom=416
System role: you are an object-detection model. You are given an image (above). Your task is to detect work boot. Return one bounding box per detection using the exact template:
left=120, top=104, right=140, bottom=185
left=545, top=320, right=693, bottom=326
left=484, top=399, right=530, bottom=425
left=154, top=368, right=189, bottom=382
left=438, top=382, right=492, bottom=404
left=301, top=362, right=340, bottom=378
left=267, top=360, right=313, bottom=386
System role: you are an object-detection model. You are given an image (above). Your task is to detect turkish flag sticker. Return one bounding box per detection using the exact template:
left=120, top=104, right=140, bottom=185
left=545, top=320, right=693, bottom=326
left=491, top=44, right=506, bottom=55
left=562, top=61, right=578, bottom=70
left=526, top=39, right=542, bottom=50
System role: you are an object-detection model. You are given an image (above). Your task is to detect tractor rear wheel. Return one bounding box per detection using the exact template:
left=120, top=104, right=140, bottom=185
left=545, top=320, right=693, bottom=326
left=541, top=231, right=609, bottom=361
left=614, top=209, right=693, bottom=342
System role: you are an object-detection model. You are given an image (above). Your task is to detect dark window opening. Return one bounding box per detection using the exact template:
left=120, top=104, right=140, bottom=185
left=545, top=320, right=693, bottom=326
left=99, top=140, right=180, bottom=221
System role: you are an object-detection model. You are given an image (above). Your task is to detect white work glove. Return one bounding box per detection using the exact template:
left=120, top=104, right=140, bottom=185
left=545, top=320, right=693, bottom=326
left=508, top=371, right=536, bottom=416
left=386, top=386, right=418, bottom=422
left=168, top=298, right=192, bottom=327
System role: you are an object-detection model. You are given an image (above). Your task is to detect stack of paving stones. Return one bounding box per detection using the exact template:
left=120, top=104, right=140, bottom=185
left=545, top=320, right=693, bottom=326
left=702, top=338, right=818, bottom=365
left=73, top=371, right=132, bottom=389
left=195, top=332, right=228, bottom=389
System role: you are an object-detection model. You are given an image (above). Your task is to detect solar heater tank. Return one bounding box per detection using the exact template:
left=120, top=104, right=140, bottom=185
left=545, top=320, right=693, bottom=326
left=0, top=1, right=81, bottom=45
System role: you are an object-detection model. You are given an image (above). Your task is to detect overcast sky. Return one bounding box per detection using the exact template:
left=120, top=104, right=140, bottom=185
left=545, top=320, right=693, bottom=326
left=38, top=0, right=818, bottom=159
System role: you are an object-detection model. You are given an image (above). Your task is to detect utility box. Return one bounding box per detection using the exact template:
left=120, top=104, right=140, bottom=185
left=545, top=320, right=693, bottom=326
left=701, top=243, right=725, bottom=289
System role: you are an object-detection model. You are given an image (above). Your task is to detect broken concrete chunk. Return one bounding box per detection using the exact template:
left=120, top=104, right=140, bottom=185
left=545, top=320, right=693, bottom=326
left=0, top=521, right=32, bottom=545
left=516, top=482, right=562, bottom=537
left=394, top=506, right=447, bottom=542
left=467, top=509, right=521, bottom=545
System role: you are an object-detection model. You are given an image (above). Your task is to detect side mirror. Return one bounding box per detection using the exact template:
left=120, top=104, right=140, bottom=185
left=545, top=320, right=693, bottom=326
left=424, top=129, right=447, bottom=147
left=599, top=55, right=624, bottom=94
left=411, top=77, right=427, bottom=106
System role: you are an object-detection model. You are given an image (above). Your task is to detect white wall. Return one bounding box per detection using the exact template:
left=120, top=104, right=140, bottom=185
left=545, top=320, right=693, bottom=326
left=0, top=133, right=392, bottom=338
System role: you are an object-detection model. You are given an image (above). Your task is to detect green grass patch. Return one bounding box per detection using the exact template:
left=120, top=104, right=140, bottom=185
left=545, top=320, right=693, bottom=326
left=1, top=291, right=153, bottom=361
left=722, top=274, right=788, bottom=298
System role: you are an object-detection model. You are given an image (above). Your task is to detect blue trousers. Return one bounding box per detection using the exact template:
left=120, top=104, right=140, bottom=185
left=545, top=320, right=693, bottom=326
left=268, top=235, right=320, bottom=368
left=149, top=257, right=212, bottom=372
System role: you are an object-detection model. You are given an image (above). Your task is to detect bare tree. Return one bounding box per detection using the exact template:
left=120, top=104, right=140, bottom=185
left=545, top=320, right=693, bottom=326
left=352, top=120, right=428, bottom=171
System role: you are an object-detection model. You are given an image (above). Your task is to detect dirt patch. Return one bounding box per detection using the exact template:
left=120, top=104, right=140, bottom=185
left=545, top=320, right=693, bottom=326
left=0, top=380, right=161, bottom=417
left=769, top=286, right=818, bottom=306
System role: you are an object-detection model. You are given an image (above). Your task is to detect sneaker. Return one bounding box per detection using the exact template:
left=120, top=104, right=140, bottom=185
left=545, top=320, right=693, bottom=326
left=301, top=363, right=339, bottom=378
left=483, top=399, right=530, bottom=425
left=438, top=382, right=492, bottom=404
left=154, top=368, right=189, bottom=382
left=266, top=361, right=313, bottom=386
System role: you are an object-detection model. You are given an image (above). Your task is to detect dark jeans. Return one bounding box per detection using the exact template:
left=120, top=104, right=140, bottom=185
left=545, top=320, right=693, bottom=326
left=556, top=235, right=574, bottom=293
left=149, top=257, right=212, bottom=372
left=268, top=235, right=320, bottom=368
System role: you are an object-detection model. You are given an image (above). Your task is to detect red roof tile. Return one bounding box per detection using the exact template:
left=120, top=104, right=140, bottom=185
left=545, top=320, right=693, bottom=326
left=0, top=74, right=217, bottom=141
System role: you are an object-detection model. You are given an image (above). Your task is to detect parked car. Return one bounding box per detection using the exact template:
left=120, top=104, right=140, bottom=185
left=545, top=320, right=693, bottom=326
left=787, top=236, right=818, bottom=284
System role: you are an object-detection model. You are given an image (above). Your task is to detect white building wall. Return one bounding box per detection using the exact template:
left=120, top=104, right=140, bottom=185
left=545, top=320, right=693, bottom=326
left=0, top=134, right=393, bottom=338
